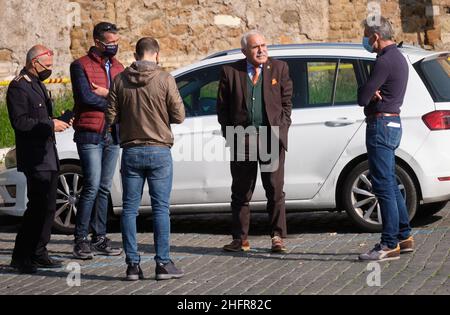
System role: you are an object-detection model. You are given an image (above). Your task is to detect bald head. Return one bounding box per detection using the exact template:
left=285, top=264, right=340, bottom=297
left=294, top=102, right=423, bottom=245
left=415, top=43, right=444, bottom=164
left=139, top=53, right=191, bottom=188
left=26, top=45, right=53, bottom=66
left=25, top=45, right=54, bottom=79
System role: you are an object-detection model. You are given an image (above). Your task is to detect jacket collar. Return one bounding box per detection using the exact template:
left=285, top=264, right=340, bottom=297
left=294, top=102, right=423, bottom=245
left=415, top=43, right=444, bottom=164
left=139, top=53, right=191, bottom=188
left=21, top=68, right=49, bottom=100
left=239, top=57, right=273, bottom=72
left=262, top=58, right=273, bottom=103
left=238, top=57, right=272, bottom=88
left=21, top=68, right=38, bottom=82
left=88, top=46, right=119, bottom=67
left=377, top=43, right=396, bottom=57
left=238, top=58, right=273, bottom=102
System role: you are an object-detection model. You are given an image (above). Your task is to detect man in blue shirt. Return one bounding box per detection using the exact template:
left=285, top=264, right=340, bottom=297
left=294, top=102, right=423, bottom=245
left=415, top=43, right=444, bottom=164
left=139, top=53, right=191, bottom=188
left=358, top=16, right=414, bottom=262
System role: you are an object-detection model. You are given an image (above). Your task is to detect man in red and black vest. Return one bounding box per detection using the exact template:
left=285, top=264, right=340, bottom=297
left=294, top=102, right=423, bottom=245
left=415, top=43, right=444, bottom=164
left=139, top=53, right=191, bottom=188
left=70, top=22, right=124, bottom=259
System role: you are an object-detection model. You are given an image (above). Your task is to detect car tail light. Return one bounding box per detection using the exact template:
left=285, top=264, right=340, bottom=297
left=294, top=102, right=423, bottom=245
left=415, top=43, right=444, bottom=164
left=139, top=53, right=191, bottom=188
left=438, top=176, right=450, bottom=181
left=422, top=111, right=450, bottom=130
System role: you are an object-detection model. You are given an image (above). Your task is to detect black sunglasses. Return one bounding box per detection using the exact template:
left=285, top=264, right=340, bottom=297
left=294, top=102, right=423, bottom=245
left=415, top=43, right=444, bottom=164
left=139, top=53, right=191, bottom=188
left=100, top=24, right=117, bottom=32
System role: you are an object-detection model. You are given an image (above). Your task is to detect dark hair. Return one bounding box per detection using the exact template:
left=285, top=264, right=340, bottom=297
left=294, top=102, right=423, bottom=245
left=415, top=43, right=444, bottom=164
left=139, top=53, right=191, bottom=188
left=135, top=37, right=160, bottom=58
left=93, top=22, right=118, bottom=41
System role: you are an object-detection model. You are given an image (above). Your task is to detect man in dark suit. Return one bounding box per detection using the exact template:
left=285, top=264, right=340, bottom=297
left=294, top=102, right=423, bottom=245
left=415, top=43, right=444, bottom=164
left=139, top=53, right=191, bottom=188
left=6, top=45, right=71, bottom=273
left=217, top=30, right=293, bottom=253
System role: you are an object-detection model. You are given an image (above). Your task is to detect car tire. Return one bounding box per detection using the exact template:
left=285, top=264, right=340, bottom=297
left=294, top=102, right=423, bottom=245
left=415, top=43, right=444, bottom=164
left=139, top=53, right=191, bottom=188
left=341, top=160, right=418, bottom=232
left=416, top=201, right=448, bottom=219
left=53, top=164, right=83, bottom=235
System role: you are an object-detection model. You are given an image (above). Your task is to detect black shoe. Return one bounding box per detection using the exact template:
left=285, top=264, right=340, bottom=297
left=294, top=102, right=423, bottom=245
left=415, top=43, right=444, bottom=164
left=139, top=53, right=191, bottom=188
left=10, top=258, right=20, bottom=269
left=155, top=260, right=184, bottom=281
left=126, top=263, right=144, bottom=281
left=73, top=238, right=94, bottom=260
left=17, top=261, right=37, bottom=274
left=10, top=258, right=37, bottom=274
left=91, top=236, right=122, bottom=256
left=32, top=256, right=64, bottom=269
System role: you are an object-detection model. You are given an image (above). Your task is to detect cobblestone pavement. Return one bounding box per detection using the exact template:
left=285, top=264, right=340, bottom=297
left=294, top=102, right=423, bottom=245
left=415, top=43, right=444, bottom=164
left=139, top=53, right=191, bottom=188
left=0, top=205, right=448, bottom=295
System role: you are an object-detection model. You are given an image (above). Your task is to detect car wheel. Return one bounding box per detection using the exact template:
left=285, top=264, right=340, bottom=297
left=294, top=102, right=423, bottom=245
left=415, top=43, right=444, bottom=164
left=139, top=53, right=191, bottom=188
left=53, top=164, right=83, bottom=235
left=341, top=160, right=418, bottom=232
left=416, top=201, right=448, bottom=219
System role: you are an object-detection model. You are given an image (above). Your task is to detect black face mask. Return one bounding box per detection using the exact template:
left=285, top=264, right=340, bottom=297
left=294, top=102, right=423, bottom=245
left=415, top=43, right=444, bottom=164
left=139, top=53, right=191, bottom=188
left=102, top=43, right=118, bottom=57
left=34, top=62, right=52, bottom=81
left=37, top=69, right=52, bottom=81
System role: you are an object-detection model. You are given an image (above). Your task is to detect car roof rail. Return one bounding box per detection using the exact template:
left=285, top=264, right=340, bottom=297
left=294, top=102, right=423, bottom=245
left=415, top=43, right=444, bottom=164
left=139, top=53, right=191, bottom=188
left=203, top=43, right=366, bottom=59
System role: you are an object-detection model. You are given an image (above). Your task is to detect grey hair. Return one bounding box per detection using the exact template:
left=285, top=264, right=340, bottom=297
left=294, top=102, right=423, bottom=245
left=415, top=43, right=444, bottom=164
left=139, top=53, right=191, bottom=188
left=241, top=30, right=264, bottom=49
left=362, top=16, right=394, bottom=40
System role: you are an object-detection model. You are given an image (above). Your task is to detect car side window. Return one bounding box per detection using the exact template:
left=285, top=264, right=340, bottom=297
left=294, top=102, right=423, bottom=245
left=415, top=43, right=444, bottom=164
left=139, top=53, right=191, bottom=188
left=175, top=64, right=223, bottom=117
left=334, top=60, right=359, bottom=105
left=280, top=58, right=304, bottom=109
left=417, top=56, right=450, bottom=102
left=362, top=60, right=375, bottom=78
left=303, top=58, right=363, bottom=107
left=307, top=61, right=337, bottom=107
left=175, top=58, right=366, bottom=114
left=280, top=58, right=362, bottom=108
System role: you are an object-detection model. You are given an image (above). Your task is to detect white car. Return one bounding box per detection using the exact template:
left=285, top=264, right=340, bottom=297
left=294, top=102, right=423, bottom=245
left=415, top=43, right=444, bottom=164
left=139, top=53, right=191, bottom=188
left=1, top=43, right=449, bottom=234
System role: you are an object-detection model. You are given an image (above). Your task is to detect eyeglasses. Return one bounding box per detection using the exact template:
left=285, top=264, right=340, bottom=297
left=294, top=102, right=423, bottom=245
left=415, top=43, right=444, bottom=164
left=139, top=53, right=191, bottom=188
left=32, top=50, right=54, bottom=61
left=98, top=23, right=118, bottom=32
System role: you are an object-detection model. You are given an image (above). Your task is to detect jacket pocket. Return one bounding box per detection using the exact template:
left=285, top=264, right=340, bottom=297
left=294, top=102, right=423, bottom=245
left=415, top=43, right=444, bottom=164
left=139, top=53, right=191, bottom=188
left=31, top=102, right=49, bottom=119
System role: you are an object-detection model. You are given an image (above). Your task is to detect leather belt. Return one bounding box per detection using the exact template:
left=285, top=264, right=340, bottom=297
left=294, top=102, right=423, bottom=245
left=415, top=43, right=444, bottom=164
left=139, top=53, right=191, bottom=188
left=367, top=112, right=400, bottom=119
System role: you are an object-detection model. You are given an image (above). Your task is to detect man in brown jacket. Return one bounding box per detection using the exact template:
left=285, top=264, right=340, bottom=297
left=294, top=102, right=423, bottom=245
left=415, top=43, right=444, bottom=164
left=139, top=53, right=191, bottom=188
left=106, top=37, right=185, bottom=281
left=217, top=30, right=293, bottom=253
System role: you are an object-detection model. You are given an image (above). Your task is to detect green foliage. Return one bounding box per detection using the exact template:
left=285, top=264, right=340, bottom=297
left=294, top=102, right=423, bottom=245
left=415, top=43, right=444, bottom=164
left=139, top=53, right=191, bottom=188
left=0, top=93, right=74, bottom=148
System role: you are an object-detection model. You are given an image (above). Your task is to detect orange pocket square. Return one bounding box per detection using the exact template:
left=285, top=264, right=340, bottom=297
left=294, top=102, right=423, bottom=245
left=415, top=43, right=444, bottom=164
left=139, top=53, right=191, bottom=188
left=272, top=79, right=278, bottom=85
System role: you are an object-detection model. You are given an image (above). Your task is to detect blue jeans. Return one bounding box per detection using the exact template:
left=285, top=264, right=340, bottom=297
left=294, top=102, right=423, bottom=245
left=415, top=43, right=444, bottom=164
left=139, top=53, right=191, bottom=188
left=120, top=146, right=173, bottom=265
left=366, top=116, right=411, bottom=249
left=74, top=133, right=120, bottom=239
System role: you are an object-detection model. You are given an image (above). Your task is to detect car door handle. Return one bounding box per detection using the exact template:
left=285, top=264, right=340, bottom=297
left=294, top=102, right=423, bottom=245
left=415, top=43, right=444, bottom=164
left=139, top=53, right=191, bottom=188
left=212, top=130, right=222, bottom=136
left=325, top=118, right=356, bottom=127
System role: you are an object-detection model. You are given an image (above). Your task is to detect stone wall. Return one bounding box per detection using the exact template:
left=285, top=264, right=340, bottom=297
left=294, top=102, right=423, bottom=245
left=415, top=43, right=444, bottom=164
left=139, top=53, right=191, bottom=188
left=69, top=0, right=329, bottom=70
left=0, top=0, right=449, bottom=82
left=0, top=0, right=73, bottom=80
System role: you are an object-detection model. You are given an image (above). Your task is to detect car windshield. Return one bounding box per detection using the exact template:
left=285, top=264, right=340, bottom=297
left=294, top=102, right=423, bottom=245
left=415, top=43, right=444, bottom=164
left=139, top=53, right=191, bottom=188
left=419, top=54, right=450, bottom=102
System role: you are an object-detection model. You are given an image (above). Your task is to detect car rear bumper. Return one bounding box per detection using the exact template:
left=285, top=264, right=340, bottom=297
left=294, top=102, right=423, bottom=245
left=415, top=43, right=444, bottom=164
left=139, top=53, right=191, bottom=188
left=0, top=168, right=26, bottom=216
left=412, top=131, right=450, bottom=204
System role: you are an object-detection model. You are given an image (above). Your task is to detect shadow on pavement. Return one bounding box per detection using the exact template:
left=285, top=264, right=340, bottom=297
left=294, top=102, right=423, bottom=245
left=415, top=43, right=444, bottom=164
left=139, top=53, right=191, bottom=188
left=0, top=210, right=447, bottom=236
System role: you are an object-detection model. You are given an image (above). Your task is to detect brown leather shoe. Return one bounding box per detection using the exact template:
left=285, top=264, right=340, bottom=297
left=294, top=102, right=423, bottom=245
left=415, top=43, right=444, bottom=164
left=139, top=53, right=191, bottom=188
left=223, top=239, right=250, bottom=252
left=271, top=236, right=287, bottom=253
left=399, top=236, right=414, bottom=253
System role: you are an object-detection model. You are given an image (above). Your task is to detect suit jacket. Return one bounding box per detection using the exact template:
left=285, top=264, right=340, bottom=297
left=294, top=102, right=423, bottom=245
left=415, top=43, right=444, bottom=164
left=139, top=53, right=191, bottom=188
left=217, top=58, right=293, bottom=150
left=6, top=69, right=59, bottom=173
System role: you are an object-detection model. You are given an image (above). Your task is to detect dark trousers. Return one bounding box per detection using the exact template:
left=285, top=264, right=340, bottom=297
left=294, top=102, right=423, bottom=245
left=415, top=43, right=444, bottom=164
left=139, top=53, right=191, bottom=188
left=230, top=134, right=287, bottom=240
left=12, top=171, right=58, bottom=263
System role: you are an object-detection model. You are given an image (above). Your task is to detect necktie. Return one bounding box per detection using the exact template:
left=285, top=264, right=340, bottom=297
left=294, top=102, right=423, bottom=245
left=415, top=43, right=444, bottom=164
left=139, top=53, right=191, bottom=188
left=252, top=66, right=260, bottom=85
